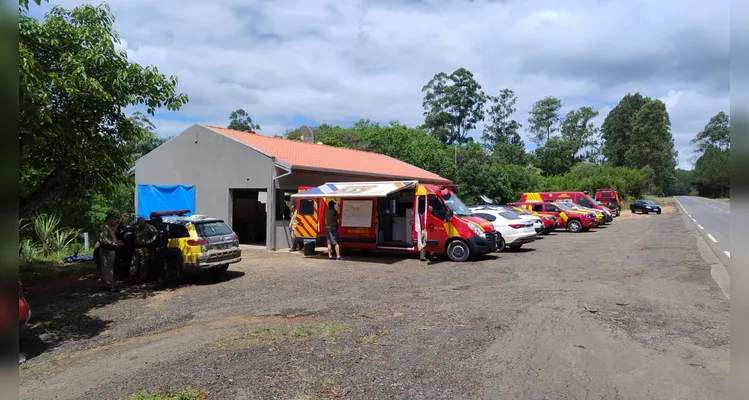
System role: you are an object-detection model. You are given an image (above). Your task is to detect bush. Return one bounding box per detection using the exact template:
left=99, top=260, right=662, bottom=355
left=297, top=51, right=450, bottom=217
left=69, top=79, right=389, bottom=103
left=19, top=213, right=81, bottom=264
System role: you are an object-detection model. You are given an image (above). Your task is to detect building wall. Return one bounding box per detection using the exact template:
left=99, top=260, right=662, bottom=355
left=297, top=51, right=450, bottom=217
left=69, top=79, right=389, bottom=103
left=133, top=124, right=274, bottom=225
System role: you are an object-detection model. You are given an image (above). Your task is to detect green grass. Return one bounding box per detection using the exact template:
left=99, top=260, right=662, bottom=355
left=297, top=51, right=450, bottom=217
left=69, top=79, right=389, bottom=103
left=127, top=388, right=207, bottom=400
left=245, top=322, right=351, bottom=345
left=19, top=260, right=96, bottom=282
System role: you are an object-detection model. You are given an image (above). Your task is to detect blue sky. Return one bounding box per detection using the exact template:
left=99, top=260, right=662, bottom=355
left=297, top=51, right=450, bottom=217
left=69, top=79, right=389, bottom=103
left=31, top=0, right=729, bottom=169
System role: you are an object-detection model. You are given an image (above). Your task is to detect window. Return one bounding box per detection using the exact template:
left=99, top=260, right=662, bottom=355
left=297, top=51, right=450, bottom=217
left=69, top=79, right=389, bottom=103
left=195, top=221, right=234, bottom=237
left=474, top=212, right=496, bottom=222
left=167, top=224, right=189, bottom=239
left=577, top=196, right=592, bottom=207
left=428, top=194, right=448, bottom=220
left=417, top=196, right=426, bottom=215
left=601, top=193, right=611, bottom=198
left=298, top=199, right=315, bottom=215
left=546, top=204, right=561, bottom=212
left=532, top=204, right=544, bottom=212
left=499, top=211, right=522, bottom=220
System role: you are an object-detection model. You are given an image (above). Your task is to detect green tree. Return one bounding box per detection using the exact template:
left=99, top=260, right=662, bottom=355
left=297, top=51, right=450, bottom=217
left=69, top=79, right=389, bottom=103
left=625, top=99, right=678, bottom=194
left=670, top=169, right=695, bottom=196
left=482, top=89, right=526, bottom=164
left=691, top=111, right=730, bottom=154
left=532, top=138, right=577, bottom=176
left=527, top=96, right=563, bottom=145
left=421, top=68, right=487, bottom=145
left=227, top=108, right=260, bottom=132
left=19, top=2, right=188, bottom=218
left=601, top=93, right=650, bottom=166
left=693, top=146, right=730, bottom=197
left=560, top=106, right=600, bottom=164
left=126, top=111, right=170, bottom=159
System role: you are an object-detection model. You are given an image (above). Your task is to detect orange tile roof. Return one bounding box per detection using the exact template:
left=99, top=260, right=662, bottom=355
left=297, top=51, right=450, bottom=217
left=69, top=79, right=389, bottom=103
left=205, top=125, right=451, bottom=184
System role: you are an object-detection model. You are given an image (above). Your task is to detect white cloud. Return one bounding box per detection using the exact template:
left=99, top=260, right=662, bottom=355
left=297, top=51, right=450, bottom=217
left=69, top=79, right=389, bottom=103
left=36, top=0, right=730, bottom=169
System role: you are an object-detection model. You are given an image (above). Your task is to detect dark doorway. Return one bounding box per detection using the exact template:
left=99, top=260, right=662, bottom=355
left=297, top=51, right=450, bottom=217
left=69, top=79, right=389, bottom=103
left=230, top=189, right=267, bottom=245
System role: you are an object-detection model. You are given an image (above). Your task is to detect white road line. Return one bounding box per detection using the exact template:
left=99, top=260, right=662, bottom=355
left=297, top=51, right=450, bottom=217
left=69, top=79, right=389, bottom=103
left=691, top=218, right=697, bottom=222
left=707, top=234, right=718, bottom=243
left=724, top=251, right=731, bottom=258
left=697, top=224, right=704, bottom=229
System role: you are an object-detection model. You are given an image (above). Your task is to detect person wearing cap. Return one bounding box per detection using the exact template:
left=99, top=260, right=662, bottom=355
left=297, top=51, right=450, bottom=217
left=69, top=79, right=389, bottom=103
left=98, top=214, right=123, bottom=291
left=324, top=200, right=342, bottom=260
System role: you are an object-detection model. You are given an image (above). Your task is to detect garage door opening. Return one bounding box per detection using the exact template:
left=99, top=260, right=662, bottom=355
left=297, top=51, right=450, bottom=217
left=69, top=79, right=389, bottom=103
left=231, top=189, right=267, bottom=245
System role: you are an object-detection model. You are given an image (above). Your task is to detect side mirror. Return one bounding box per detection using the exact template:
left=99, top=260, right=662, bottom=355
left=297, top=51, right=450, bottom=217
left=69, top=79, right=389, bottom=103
left=445, top=209, right=453, bottom=221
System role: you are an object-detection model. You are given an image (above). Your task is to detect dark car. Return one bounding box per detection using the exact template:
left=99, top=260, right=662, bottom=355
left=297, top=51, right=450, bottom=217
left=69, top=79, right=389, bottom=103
left=630, top=199, right=662, bottom=214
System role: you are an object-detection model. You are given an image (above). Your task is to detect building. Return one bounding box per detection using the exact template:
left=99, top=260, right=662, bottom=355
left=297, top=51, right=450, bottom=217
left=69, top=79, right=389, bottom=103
left=131, top=124, right=451, bottom=250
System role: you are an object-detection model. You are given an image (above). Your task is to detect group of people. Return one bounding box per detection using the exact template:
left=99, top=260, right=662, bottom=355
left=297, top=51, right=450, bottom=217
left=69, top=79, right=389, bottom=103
left=97, top=214, right=159, bottom=291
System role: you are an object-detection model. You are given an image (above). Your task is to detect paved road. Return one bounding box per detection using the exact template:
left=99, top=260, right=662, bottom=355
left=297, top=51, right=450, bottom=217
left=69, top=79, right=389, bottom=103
left=674, top=196, right=730, bottom=266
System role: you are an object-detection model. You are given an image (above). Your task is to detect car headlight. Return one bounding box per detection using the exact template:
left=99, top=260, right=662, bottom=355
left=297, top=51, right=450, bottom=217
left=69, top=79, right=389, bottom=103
left=645, top=206, right=651, bottom=209
left=468, top=222, right=486, bottom=238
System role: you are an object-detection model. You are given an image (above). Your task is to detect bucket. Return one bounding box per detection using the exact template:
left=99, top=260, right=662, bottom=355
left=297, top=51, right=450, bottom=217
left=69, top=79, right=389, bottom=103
left=303, top=241, right=316, bottom=256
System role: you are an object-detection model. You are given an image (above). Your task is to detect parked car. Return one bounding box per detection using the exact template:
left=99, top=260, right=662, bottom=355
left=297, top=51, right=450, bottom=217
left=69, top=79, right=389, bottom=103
left=630, top=199, right=662, bottom=214
left=94, top=211, right=242, bottom=284
left=19, top=280, right=30, bottom=328
left=505, top=205, right=558, bottom=234
left=595, top=189, right=622, bottom=216
left=470, top=209, right=537, bottom=251
left=510, top=201, right=598, bottom=233
left=555, top=199, right=605, bottom=225
left=522, top=191, right=613, bottom=222
left=470, top=205, right=545, bottom=234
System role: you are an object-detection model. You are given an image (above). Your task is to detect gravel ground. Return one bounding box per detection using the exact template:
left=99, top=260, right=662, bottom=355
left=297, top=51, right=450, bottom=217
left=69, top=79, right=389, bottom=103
left=19, top=209, right=729, bottom=400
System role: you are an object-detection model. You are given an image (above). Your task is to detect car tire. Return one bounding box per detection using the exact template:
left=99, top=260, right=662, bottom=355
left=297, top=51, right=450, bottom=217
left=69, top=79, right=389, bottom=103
left=616, top=209, right=621, bottom=216
left=207, top=264, right=229, bottom=278
left=656, top=210, right=661, bottom=215
left=446, top=239, right=471, bottom=262
left=631, top=208, right=635, bottom=213
left=567, top=220, right=583, bottom=233
left=164, top=252, right=183, bottom=284
left=496, top=236, right=506, bottom=252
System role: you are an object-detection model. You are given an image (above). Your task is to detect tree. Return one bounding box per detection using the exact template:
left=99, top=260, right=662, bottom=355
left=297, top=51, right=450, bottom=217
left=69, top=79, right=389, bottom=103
left=527, top=96, right=563, bottom=145
left=693, top=146, right=730, bottom=197
left=19, top=3, right=188, bottom=218
left=227, top=108, right=260, bottom=132
left=532, top=138, right=577, bottom=176
left=560, top=106, right=600, bottom=164
left=601, top=93, right=650, bottom=166
left=126, top=111, right=170, bottom=159
left=625, top=99, right=678, bottom=194
left=421, top=68, right=487, bottom=145
left=482, top=89, right=526, bottom=164
left=691, top=111, right=730, bottom=154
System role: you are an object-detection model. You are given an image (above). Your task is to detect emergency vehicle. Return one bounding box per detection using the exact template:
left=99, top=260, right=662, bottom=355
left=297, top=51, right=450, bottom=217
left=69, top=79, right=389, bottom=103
left=509, top=201, right=598, bottom=233
left=521, top=192, right=613, bottom=222
left=595, top=189, right=622, bottom=216
left=291, top=181, right=501, bottom=262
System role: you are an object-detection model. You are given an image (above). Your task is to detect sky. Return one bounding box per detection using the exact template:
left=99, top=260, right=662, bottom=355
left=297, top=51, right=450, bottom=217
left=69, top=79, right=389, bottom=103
left=31, top=0, right=729, bottom=170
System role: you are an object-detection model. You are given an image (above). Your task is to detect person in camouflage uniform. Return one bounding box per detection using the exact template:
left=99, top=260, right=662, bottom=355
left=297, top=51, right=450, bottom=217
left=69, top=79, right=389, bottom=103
left=130, top=217, right=158, bottom=282
left=98, top=214, right=122, bottom=291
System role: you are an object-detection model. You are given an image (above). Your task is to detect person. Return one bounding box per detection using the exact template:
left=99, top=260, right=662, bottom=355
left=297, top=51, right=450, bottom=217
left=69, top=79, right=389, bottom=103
left=97, top=214, right=122, bottom=291
left=325, top=200, right=342, bottom=260
left=130, top=217, right=158, bottom=283
left=288, top=204, right=299, bottom=251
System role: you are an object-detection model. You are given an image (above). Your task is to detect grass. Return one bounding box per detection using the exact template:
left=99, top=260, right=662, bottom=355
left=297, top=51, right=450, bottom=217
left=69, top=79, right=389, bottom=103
left=127, top=388, right=207, bottom=400
left=244, top=322, right=351, bottom=345
left=19, top=260, right=96, bottom=282
left=296, top=374, right=349, bottom=400
left=358, top=328, right=388, bottom=345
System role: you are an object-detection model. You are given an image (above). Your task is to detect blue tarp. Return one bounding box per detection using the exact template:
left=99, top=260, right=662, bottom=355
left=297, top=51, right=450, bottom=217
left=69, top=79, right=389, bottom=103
left=137, top=184, right=196, bottom=218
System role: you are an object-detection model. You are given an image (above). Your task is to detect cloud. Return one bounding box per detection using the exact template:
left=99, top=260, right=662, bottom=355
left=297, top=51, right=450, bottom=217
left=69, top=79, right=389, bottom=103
left=35, top=0, right=730, bottom=169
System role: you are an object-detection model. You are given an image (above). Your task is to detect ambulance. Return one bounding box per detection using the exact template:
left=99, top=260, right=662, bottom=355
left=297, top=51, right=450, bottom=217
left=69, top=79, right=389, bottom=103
left=291, top=181, right=502, bottom=262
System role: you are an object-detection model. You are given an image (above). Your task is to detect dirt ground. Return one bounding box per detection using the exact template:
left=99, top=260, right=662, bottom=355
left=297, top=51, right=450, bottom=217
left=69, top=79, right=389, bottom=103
left=19, top=208, right=729, bottom=400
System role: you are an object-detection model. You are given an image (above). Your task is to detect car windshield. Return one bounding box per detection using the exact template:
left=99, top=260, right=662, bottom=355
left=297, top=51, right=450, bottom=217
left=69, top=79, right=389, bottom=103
left=443, top=192, right=473, bottom=216
left=555, top=202, right=574, bottom=210
left=642, top=200, right=658, bottom=205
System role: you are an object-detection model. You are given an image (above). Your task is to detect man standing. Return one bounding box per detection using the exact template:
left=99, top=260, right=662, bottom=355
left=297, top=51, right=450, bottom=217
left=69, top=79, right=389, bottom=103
left=130, top=217, right=158, bottom=283
left=325, top=200, right=342, bottom=260
left=288, top=204, right=299, bottom=251
left=98, top=214, right=122, bottom=291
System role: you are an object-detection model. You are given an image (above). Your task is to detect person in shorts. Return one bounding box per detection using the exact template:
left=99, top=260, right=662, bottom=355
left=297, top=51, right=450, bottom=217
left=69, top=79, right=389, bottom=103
left=325, top=200, right=342, bottom=260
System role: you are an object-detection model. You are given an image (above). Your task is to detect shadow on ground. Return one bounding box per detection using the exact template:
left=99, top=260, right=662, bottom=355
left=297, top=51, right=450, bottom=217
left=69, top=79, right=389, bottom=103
left=19, top=261, right=244, bottom=361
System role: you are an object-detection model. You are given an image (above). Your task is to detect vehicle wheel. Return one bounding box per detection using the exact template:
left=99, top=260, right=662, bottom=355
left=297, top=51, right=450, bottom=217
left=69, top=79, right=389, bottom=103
left=630, top=208, right=635, bottom=213
left=656, top=210, right=661, bottom=215
left=567, top=220, right=583, bottom=233
left=207, top=264, right=229, bottom=278
left=616, top=209, right=621, bottom=216
left=508, top=244, right=522, bottom=251
left=496, top=236, right=506, bottom=252
left=446, top=239, right=471, bottom=262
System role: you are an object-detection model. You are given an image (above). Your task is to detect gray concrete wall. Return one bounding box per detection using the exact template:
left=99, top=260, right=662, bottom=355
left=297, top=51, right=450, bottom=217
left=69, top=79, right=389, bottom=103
left=133, top=124, right=274, bottom=225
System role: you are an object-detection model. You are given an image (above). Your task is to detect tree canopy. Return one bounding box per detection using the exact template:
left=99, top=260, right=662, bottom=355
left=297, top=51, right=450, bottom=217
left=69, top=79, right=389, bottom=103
left=421, top=68, right=487, bottom=145
left=19, top=2, right=188, bottom=218
left=228, top=108, right=261, bottom=132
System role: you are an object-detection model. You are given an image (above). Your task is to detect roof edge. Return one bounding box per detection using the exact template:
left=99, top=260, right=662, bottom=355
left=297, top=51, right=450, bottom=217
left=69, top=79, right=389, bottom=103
left=202, top=124, right=292, bottom=169
left=291, top=166, right=452, bottom=184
